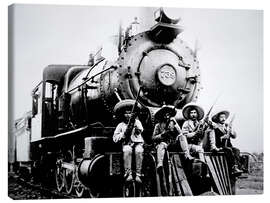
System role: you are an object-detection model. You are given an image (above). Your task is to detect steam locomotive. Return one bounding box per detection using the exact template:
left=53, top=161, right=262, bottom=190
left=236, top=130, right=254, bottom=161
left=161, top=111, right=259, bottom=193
left=12, top=8, right=248, bottom=197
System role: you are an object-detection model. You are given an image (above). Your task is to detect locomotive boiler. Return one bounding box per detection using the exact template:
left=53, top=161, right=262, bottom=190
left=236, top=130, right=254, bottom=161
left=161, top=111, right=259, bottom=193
left=38, top=9, right=201, bottom=133
left=12, top=8, right=247, bottom=198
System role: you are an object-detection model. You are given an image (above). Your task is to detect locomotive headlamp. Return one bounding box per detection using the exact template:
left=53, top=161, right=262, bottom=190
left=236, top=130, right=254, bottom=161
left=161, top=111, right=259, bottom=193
left=157, top=64, right=176, bottom=86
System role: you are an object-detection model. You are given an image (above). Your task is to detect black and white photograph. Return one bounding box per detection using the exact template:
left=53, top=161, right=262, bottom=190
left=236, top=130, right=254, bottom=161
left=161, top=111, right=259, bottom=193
left=6, top=2, right=263, bottom=200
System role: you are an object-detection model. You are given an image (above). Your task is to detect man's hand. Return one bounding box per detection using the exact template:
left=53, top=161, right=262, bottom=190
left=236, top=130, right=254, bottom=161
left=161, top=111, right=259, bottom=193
left=161, top=131, right=168, bottom=138
left=195, top=128, right=204, bottom=138
left=211, top=147, right=222, bottom=153
left=130, top=112, right=136, bottom=118
left=170, top=118, right=182, bottom=134
left=134, top=125, right=142, bottom=135
left=221, top=134, right=229, bottom=140
left=228, top=126, right=232, bottom=134
left=113, top=133, right=124, bottom=143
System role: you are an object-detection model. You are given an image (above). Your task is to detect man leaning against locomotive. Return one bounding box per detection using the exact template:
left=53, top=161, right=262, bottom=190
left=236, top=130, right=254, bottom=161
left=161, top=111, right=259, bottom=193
left=112, top=100, right=243, bottom=183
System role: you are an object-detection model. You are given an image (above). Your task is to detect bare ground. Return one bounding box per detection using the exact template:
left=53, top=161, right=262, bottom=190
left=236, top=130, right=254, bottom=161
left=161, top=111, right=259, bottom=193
left=236, top=162, right=263, bottom=195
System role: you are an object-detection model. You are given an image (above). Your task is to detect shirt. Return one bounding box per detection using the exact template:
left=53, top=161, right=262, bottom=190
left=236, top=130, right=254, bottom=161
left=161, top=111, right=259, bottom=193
left=152, top=122, right=179, bottom=144
left=182, top=119, right=203, bottom=145
left=211, top=123, right=237, bottom=148
left=113, top=119, right=144, bottom=143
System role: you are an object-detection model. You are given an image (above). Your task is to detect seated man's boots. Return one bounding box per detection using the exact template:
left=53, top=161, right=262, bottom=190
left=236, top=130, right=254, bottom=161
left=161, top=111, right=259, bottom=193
left=124, top=169, right=133, bottom=182
left=231, top=165, right=243, bottom=177
left=135, top=173, right=142, bottom=183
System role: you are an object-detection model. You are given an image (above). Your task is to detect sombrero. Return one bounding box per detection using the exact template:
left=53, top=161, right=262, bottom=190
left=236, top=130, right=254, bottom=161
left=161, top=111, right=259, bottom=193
left=154, top=105, right=177, bottom=121
left=113, top=99, right=142, bottom=115
left=182, top=103, right=204, bottom=120
left=211, top=110, right=230, bottom=123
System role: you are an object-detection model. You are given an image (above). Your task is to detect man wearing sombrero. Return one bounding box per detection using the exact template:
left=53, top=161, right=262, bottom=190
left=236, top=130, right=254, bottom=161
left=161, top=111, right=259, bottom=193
left=206, top=110, right=242, bottom=176
left=113, top=99, right=144, bottom=183
left=152, top=105, right=192, bottom=169
left=182, top=103, right=206, bottom=162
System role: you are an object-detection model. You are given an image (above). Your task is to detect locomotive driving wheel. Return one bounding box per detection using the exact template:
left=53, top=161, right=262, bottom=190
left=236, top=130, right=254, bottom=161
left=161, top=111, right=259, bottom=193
left=74, top=169, right=85, bottom=197
left=63, top=150, right=75, bottom=194
left=74, top=182, right=85, bottom=197
left=55, top=158, right=65, bottom=192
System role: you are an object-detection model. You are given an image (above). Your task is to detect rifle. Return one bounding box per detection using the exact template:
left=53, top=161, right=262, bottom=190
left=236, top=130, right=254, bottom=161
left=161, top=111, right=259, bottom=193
left=223, top=114, right=235, bottom=147
left=123, top=87, right=142, bottom=144
left=191, top=98, right=219, bottom=142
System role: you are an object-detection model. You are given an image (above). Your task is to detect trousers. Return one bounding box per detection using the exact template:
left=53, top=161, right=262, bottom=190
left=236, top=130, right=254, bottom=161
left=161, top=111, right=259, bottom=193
left=123, top=143, right=144, bottom=174
left=188, top=143, right=205, bottom=162
left=156, top=135, right=191, bottom=167
left=222, top=146, right=241, bottom=169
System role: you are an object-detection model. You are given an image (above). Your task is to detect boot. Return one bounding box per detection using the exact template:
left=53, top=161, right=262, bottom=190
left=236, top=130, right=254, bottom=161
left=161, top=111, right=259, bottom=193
left=231, top=165, right=243, bottom=177
left=156, top=143, right=165, bottom=169
left=135, top=147, right=143, bottom=183
left=185, top=154, right=194, bottom=161
left=211, top=147, right=220, bottom=154
left=135, top=173, right=142, bottom=183
left=135, top=160, right=143, bottom=183
left=209, top=131, right=218, bottom=152
left=179, top=135, right=194, bottom=160
left=198, top=152, right=205, bottom=163
left=124, top=169, right=133, bottom=182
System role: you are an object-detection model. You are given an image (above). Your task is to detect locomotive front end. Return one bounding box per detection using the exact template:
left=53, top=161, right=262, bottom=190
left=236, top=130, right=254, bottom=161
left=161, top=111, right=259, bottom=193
left=117, top=9, right=201, bottom=109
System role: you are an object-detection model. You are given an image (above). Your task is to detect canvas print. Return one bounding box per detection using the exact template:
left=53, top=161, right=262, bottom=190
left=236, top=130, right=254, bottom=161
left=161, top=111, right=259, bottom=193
left=8, top=4, right=263, bottom=199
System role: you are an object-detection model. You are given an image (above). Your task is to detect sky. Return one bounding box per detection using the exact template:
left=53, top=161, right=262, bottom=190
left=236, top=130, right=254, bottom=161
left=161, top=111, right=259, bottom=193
left=9, top=4, right=263, bottom=153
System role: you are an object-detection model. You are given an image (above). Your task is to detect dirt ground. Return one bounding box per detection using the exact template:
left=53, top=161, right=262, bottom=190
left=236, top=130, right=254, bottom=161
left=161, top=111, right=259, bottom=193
left=236, top=162, right=263, bottom=195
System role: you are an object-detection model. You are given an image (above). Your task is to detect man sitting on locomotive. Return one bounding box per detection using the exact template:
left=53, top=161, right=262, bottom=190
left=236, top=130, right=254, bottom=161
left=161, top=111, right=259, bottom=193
left=204, top=110, right=243, bottom=176
left=152, top=106, right=193, bottom=169
left=113, top=100, right=144, bottom=183
left=181, top=103, right=206, bottom=162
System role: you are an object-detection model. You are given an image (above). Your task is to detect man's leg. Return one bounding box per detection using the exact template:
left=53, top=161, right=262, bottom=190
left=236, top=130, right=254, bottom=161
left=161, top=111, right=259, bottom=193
left=156, top=142, right=167, bottom=168
left=231, top=147, right=241, bottom=167
left=135, top=143, right=144, bottom=183
left=223, top=147, right=242, bottom=176
left=208, top=131, right=218, bottom=151
left=189, top=144, right=205, bottom=162
left=123, top=145, right=132, bottom=181
left=178, top=135, right=193, bottom=160
left=223, top=147, right=235, bottom=167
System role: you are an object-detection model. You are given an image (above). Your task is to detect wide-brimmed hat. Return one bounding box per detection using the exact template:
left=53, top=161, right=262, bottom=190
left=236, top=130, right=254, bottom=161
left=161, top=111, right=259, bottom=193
left=211, top=110, right=230, bottom=123
left=154, top=105, right=177, bottom=121
left=182, top=103, right=204, bottom=120
left=113, top=99, right=142, bottom=115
